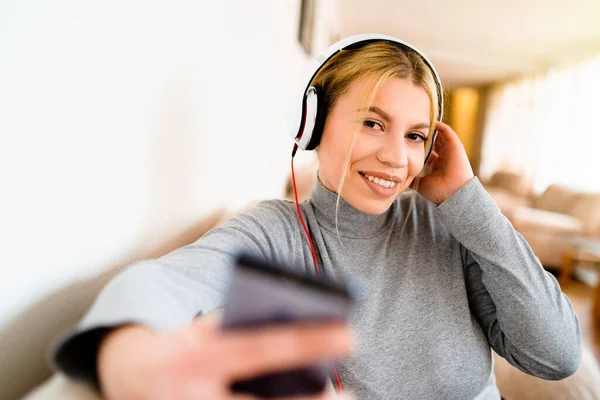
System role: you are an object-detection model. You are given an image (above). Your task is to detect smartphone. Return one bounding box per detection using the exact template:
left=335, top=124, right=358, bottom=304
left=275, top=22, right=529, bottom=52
left=220, top=252, right=355, bottom=398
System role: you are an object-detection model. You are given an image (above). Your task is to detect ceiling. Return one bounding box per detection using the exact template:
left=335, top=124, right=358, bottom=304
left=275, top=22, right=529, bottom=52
left=338, top=0, right=600, bottom=88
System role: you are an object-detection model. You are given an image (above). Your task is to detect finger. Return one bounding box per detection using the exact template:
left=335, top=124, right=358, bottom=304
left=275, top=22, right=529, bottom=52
left=189, top=308, right=223, bottom=335
left=231, top=395, right=261, bottom=400
left=178, top=384, right=259, bottom=400
left=229, top=387, right=355, bottom=400
left=272, top=392, right=356, bottom=400
left=329, top=394, right=356, bottom=400
left=435, top=121, right=453, bottom=134
left=434, top=122, right=462, bottom=148
left=426, top=151, right=439, bottom=167
left=217, top=322, right=354, bottom=380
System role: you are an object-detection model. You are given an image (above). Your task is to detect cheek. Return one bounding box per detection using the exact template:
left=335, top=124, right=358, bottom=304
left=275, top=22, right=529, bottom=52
left=321, top=128, right=353, bottom=170
left=407, top=148, right=426, bottom=175
left=317, top=135, right=346, bottom=188
left=348, top=134, right=380, bottom=164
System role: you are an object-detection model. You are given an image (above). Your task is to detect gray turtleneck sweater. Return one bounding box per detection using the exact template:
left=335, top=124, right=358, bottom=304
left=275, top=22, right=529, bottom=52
left=52, top=177, right=581, bottom=399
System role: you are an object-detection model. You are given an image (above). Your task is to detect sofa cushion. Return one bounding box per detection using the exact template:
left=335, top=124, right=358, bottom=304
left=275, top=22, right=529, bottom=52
left=511, top=207, right=583, bottom=236
left=534, top=184, right=581, bottom=214
left=569, top=193, right=600, bottom=236
left=487, top=171, right=532, bottom=198
left=484, top=187, right=531, bottom=220
left=517, top=230, right=575, bottom=267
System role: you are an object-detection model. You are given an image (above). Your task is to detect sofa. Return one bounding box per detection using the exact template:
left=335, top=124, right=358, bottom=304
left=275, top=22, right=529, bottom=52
left=0, top=210, right=227, bottom=400
left=483, top=171, right=600, bottom=269
left=481, top=171, right=533, bottom=219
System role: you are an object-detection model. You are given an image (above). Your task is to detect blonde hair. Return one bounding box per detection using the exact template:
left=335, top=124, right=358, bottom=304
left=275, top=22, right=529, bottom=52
left=310, top=41, right=441, bottom=237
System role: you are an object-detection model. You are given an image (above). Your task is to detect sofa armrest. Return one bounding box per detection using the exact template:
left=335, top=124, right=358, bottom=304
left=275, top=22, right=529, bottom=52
left=511, top=206, right=584, bottom=235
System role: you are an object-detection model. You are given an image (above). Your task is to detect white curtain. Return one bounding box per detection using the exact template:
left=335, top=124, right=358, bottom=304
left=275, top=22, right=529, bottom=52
left=480, top=54, right=600, bottom=194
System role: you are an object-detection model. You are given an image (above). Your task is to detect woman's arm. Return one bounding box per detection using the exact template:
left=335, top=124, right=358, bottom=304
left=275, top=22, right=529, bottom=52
left=436, top=177, right=581, bottom=380
left=51, top=200, right=307, bottom=391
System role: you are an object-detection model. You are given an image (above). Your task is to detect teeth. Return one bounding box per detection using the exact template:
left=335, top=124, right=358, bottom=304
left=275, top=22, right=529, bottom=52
left=363, top=173, right=397, bottom=188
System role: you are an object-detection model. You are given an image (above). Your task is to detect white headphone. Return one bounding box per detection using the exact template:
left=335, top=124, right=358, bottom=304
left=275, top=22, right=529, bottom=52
left=289, top=33, right=444, bottom=164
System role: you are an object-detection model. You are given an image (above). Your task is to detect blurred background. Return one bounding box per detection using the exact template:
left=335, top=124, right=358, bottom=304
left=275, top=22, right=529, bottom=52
left=1, top=0, right=600, bottom=399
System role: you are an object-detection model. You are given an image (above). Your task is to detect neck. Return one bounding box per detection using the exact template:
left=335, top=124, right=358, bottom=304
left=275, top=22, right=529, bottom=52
left=308, top=174, right=398, bottom=239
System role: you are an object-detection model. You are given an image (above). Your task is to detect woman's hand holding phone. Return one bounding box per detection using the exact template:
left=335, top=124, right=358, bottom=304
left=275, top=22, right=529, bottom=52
left=417, top=122, right=475, bottom=205
left=97, top=312, right=354, bottom=400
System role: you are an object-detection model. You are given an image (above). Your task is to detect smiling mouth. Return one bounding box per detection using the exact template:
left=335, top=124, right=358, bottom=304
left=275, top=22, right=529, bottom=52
left=359, top=172, right=400, bottom=188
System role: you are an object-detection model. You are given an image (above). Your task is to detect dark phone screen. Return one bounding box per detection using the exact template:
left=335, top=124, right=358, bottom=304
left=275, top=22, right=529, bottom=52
left=220, top=253, right=353, bottom=398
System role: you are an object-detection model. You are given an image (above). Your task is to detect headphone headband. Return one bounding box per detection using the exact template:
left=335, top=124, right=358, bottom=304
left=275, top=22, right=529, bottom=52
left=290, top=33, right=444, bottom=154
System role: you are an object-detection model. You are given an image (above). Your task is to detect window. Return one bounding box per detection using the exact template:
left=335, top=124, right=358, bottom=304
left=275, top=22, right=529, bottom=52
left=480, top=53, right=600, bottom=193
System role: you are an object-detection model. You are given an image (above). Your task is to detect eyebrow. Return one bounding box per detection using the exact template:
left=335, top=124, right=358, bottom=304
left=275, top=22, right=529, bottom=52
left=357, top=106, right=392, bottom=122
left=408, top=122, right=430, bottom=131
left=357, top=106, right=430, bottom=131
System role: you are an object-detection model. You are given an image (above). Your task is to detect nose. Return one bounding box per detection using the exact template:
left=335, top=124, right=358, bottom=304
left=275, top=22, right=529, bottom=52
left=376, top=132, right=408, bottom=169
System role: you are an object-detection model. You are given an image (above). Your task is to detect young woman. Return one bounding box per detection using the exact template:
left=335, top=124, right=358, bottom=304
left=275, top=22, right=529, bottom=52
left=52, top=35, right=581, bottom=400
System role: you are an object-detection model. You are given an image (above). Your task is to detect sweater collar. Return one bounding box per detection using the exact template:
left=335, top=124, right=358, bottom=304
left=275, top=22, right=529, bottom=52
left=308, top=173, right=397, bottom=239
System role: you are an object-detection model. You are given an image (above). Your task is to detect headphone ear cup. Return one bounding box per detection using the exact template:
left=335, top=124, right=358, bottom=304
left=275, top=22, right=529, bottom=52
left=296, top=86, right=318, bottom=150
left=305, top=86, right=328, bottom=151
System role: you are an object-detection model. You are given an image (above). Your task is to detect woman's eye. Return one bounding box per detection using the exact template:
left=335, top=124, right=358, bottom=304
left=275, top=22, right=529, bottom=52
left=363, top=119, right=384, bottom=131
left=407, top=132, right=427, bottom=142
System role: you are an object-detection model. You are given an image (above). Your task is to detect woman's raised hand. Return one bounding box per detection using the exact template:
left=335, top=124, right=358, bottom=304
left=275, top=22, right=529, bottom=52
left=417, top=122, right=475, bottom=205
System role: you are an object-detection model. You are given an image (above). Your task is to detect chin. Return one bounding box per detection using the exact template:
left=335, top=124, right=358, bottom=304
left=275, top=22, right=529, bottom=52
left=347, top=196, right=396, bottom=215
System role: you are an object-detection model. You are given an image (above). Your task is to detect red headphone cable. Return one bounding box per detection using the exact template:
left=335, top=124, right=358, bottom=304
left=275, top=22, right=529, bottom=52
left=291, top=144, right=320, bottom=276
left=291, top=143, right=344, bottom=395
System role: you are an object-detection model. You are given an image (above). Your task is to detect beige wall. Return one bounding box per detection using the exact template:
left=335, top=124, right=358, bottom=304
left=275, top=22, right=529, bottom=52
left=0, top=0, right=322, bottom=327
left=447, top=86, right=488, bottom=174
left=450, top=88, right=479, bottom=157
left=0, top=1, right=343, bottom=398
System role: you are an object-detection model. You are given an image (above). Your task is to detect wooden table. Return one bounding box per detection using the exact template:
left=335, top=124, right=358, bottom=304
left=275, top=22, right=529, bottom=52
left=559, top=237, right=600, bottom=322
